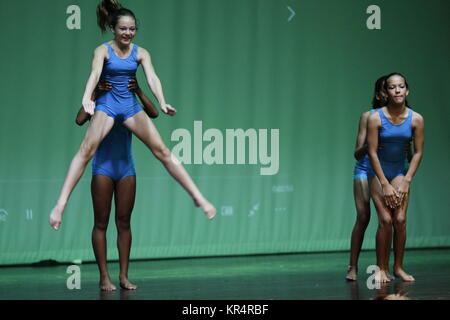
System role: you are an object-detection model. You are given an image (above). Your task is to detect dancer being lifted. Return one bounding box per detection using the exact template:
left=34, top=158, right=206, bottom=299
left=49, top=0, right=216, bottom=230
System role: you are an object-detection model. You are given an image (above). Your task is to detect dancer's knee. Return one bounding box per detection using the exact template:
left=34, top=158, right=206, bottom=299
left=79, top=140, right=97, bottom=161
left=356, top=215, right=370, bottom=229
left=379, top=215, right=392, bottom=228
left=393, top=215, right=406, bottom=229
left=116, top=215, right=131, bottom=231
left=154, top=144, right=172, bottom=163
left=94, top=220, right=109, bottom=232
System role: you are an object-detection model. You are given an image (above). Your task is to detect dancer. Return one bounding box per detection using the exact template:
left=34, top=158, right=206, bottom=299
left=49, top=0, right=216, bottom=230
left=75, top=78, right=156, bottom=291
left=367, top=73, right=424, bottom=282
left=346, top=75, right=388, bottom=281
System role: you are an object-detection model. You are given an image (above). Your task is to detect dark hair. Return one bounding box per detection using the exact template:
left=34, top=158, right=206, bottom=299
left=96, top=0, right=138, bottom=33
left=384, top=72, right=410, bottom=107
left=371, top=75, right=387, bottom=109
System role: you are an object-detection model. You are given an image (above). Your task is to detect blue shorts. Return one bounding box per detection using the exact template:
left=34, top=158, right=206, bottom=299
left=354, top=156, right=369, bottom=180
left=93, top=165, right=135, bottom=182
left=95, top=103, right=143, bottom=123
left=354, top=166, right=368, bottom=180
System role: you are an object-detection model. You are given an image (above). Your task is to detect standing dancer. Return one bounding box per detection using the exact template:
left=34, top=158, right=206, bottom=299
left=75, top=78, right=156, bottom=291
left=49, top=0, right=216, bottom=230
left=346, top=75, right=388, bottom=281
left=367, top=73, right=424, bottom=282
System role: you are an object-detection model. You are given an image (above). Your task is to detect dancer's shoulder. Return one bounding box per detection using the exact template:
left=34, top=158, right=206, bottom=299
left=411, top=110, right=424, bottom=124
left=360, top=110, right=372, bottom=120
left=137, top=46, right=152, bottom=63
left=367, top=109, right=381, bottom=126
left=137, top=46, right=150, bottom=56
left=93, top=44, right=108, bottom=55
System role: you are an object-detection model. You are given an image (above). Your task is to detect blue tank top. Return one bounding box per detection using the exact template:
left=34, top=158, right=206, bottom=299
left=96, top=42, right=139, bottom=110
left=377, top=108, right=413, bottom=164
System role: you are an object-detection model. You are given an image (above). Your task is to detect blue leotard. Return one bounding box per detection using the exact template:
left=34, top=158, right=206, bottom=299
left=92, top=122, right=135, bottom=181
left=92, top=42, right=142, bottom=181
left=367, top=108, right=413, bottom=180
left=353, top=109, right=375, bottom=180
left=95, top=42, right=143, bottom=122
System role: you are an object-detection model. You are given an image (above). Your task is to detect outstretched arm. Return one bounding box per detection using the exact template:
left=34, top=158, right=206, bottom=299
left=81, top=45, right=107, bottom=115
left=138, top=48, right=176, bottom=116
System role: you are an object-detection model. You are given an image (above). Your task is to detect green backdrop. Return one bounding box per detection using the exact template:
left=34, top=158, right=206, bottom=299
left=0, top=0, right=449, bottom=265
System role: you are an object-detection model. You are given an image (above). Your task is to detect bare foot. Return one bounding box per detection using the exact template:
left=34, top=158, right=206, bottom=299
left=394, top=268, right=415, bottom=282
left=100, top=278, right=117, bottom=291
left=386, top=271, right=395, bottom=281
left=194, top=198, right=216, bottom=220
left=119, top=277, right=138, bottom=290
left=375, top=270, right=391, bottom=283
left=346, top=265, right=357, bottom=281
left=49, top=204, right=64, bottom=230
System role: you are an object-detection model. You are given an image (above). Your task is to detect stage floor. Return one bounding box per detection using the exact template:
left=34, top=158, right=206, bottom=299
left=1, top=248, right=449, bottom=300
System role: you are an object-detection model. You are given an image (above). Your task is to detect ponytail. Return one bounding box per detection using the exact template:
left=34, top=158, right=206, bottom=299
left=96, top=0, right=122, bottom=33
left=371, top=75, right=387, bottom=109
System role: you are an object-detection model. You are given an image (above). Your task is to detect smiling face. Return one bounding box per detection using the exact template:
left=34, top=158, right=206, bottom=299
left=386, top=75, right=409, bottom=106
left=112, top=15, right=136, bottom=46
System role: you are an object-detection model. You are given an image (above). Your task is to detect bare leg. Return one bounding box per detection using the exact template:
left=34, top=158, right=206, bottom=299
left=347, top=178, right=371, bottom=281
left=384, top=232, right=395, bottom=281
left=369, top=177, right=393, bottom=283
left=91, top=174, right=116, bottom=291
left=114, top=176, right=138, bottom=290
left=49, top=111, right=115, bottom=230
left=391, top=176, right=414, bottom=282
left=123, top=111, right=216, bottom=219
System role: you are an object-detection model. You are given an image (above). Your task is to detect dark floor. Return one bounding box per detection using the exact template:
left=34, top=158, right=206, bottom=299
left=0, top=248, right=449, bottom=300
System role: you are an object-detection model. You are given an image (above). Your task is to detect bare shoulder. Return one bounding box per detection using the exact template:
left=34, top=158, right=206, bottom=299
left=367, top=109, right=381, bottom=126
left=94, top=44, right=108, bottom=57
left=368, top=109, right=381, bottom=120
left=360, top=110, right=372, bottom=121
left=357, top=110, right=371, bottom=129
left=94, top=44, right=108, bottom=53
left=411, top=109, right=424, bottom=126
left=137, top=46, right=151, bottom=61
left=411, top=109, right=423, bottom=120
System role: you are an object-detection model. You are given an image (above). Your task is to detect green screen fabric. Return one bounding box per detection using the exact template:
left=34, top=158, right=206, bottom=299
left=0, top=0, right=449, bottom=265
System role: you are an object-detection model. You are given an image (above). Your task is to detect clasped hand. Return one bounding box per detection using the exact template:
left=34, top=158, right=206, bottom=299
left=382, top=178, right=409, bottom=209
